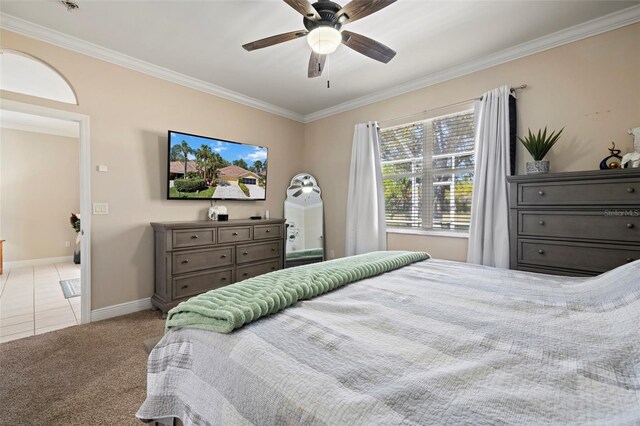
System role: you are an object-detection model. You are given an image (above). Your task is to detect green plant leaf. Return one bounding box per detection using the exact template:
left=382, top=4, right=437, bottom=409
left=518, top=126, right=564, bottom=161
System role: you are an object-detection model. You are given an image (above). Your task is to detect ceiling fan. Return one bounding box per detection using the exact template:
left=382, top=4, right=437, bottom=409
left=242, top=0, right=397, bottom=78
left=289, top=175, right=321, bottom=197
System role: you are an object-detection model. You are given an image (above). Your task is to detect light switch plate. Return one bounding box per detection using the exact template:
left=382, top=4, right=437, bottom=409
left=97, top=165, right=108, bottom=172
left=93, top=202, right=109, bottom=215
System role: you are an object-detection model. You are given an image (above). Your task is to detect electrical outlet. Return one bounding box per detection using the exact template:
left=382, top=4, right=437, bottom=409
left=93, top=202, right=109, bottom=215
left=65, top=241, right=70, bottom=247
left=329, top=250, right=335, bottom=259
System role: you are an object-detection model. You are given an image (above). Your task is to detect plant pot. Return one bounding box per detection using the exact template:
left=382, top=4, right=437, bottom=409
left=526, top=160, right=549, bottom=175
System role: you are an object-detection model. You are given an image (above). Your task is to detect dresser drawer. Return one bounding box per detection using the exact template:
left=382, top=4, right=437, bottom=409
left=517, top=265, right=596, bottom=277
left=236, top=241, right=281, bottom=264
left=218, top=226, right=252, bottom=244
left=236, top=260, right=280, bottom=281
left=172, top=247, right=233, bottom=275
left=254, top=224, right=283, bottom=240
left=173, top=229, right=215, bottom=249
left=519, top=211, right=639, bottom=243
left=518, top=239, right=640, bottom=273
left=173, top=268, right=233, bottom=299
left=518, top=179, right=640, bottom=206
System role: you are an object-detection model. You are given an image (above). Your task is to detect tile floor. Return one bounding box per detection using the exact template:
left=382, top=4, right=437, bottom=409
left=0, top=262, right=81, bottom=343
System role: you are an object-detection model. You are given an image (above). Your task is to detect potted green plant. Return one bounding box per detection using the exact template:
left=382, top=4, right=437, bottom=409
left=518, top=127, right=564, bottom=174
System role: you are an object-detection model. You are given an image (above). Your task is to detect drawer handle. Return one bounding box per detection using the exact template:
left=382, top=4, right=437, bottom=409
left=181, top=285, right=189, bottom=289
left=221, top=277, right=226, bottom=281
left=271, top=248, right=276, bottom=251
left=626, top=258, right=634, bottom=263
left=627, top=223, right=635, bottom=229
left=191, top=235, right=199, bottom=239
left=221, top=254, right=227, bottom=258
left=181, top=259, right=189, bottom=264
left=266, top=229, right=271, bottom=233
left=271, top=267, right=276, bottom=270
left=538, top=249, right=545, bottom=255
left=538, top=220, right=545, bottom=226
left=538, top=190, right=545, bottom=196
left=242, top=272, right=248, bottom=277
left=232, top=232, right=239, bottom=236
left=243, top=251, right=248, bottom=256
left=627, top=187, right=636, bottom=193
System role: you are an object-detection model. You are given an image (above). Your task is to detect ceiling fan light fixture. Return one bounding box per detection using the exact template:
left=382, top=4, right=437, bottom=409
left=307, top=27, right=342, bottom=54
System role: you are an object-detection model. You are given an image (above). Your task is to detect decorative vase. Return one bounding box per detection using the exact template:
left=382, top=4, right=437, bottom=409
left=526, top=160, right=549, bottom=175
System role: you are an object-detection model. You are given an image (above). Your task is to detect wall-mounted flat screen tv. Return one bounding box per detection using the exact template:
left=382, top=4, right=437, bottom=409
left=167, top=130, right=268, bottom=200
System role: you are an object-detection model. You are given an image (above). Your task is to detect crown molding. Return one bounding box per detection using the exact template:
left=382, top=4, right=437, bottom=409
left=2, top=5, right=638, bottom=125
left=303, top=4, right=640, bottom=123
left=0, top=13, right=306, bottom=123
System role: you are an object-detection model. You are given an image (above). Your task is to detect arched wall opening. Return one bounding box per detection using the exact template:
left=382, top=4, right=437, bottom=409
left=0, top=49, right=78, bottom=105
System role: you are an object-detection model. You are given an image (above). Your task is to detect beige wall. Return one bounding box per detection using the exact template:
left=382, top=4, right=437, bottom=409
left=0, top=128, right=80, bottom=262
left=1, top=30, right=305, bottom=309
left=305, top=23, right=640, bottom=261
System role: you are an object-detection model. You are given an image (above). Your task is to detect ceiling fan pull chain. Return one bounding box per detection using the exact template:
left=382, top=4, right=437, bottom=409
left=326, top=55, right=330, bottom=89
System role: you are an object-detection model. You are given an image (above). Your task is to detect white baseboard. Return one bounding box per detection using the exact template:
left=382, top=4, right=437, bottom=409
left=4, top=256, right=73, bottom=269
left=90, top=297, right=152, bottom=322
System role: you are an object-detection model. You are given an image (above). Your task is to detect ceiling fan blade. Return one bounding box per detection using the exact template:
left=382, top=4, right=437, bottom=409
left=336, top=0, right=397, bottom=24
left=284, top=0, right=321, bottom=20
left=341, top=30, right=396, bottom=63
left=242, top=30, right=308, bottom=51
left=308, top=51, right=326, bottom=78
left=313, top=188, right=321, bottom=193
left=293, top=189, right=304, bottom=197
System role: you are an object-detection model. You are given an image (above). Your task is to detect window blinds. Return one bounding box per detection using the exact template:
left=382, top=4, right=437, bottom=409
left=380, top=110, right=475, bottom=232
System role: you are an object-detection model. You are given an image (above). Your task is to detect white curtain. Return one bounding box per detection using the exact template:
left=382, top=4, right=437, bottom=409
left=467, top=86, right=512, bottom=268
left=345, top=122, right=387, bottom=256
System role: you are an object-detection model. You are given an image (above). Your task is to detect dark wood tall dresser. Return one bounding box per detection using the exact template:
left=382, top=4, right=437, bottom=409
left=507, top=169, right=640, bottom=276
left=151, top=219, right=285, bottom=317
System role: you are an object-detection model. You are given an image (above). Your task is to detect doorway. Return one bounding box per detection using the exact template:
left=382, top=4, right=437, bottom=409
left=0, top=100, right=91, bottom=343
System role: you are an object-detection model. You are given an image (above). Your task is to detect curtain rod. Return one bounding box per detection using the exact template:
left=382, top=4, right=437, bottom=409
left=378, top=84, right=527, bottom=127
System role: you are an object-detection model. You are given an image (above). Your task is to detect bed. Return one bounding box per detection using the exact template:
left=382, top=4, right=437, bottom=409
left=137, top=253, right=640, bottom=425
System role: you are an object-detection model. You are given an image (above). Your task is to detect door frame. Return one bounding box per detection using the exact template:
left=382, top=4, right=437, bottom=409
left=1, top=99, right=92, bottom=324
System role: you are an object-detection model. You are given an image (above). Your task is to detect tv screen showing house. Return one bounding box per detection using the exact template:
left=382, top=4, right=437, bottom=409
left=167, top=130, right=268, bottom=200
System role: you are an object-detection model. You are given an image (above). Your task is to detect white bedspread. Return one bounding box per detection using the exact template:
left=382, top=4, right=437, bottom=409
left=138, top=259, right=640, bottom=425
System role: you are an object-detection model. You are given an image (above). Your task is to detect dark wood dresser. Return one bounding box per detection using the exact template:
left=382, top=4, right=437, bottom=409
left=507, top=169, right=640, bottom=276
left=151, top=219, right=285, bottom=316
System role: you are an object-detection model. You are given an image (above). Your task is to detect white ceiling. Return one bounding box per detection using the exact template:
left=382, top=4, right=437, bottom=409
left=0, top=110, right=79, bottom=138
left=1, top=1, right=638, bottom=119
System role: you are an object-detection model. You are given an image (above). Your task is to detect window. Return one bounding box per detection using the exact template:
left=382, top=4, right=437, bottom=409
left=380, top=110, right=475, bottom=234
left=242, top=178, right=257, bottom=185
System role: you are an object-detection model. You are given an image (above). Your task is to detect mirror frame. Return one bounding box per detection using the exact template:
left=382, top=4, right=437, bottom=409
left=284, top=173, right=325, bottom=267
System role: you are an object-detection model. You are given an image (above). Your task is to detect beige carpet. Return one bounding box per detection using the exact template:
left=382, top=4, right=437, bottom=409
left=0, top=310, right=164, bottom=425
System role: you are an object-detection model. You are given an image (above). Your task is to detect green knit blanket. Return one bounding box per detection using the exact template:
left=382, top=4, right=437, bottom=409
left=286, top=248, right=324, bottom=260
left=166, top=250, right=430, bottom=334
